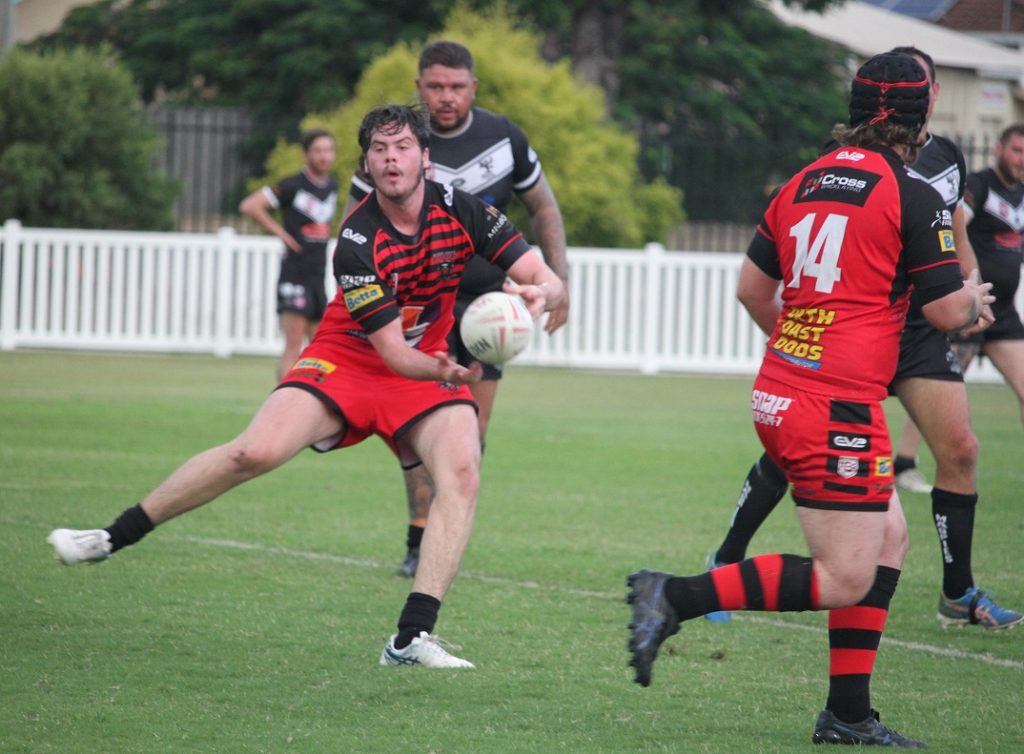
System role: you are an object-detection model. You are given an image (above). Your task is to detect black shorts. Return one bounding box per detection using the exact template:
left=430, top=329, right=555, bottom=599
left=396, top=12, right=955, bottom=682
left=949, top=298, right=1024, bottom=348
left=888, top=321, right=963, bottom=395
left=447, top=296, right=504, bottom=380
left=983, top=299, right=1024, bottom=341
left=277, top=265, right=327, bottom=322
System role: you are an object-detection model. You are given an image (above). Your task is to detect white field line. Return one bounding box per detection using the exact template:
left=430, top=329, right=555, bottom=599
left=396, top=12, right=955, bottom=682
left=181, top=534, right=1024, bottom=672
left=13, top=515, right=1022, bottom=672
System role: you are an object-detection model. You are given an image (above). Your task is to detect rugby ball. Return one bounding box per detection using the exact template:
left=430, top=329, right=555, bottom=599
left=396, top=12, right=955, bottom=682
left=460, top=292, right=534, bottom=365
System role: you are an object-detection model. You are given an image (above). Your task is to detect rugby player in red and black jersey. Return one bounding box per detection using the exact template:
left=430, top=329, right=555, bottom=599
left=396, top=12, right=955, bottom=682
left=706, top=47, right=1023, bottom=633
left=47, top=104, right=566, bottom=670
left=240, top=129, right=339, bottom=381
left=347, top=41, right=569, bottom=578
left=626, top=53, right=993, bottom=748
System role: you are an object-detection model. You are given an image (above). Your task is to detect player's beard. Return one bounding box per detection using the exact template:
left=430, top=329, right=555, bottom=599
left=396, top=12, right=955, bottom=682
left=996, top=156, right=1024, bottom=186
left=376, top=167, right=424, bottom=205
left=430, top=109, right=469, bottom=135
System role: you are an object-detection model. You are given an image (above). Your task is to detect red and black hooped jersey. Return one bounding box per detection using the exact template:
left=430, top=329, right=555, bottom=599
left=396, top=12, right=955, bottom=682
left=349, top=108, right=543, bottom=298
left=748, top=144, right=964, bottom=400
left=315, top=180, right=531, bottom=365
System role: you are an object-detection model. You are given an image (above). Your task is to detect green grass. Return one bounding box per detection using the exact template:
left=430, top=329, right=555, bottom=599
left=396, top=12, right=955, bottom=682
left=1, top=350, right=1022, bottom=753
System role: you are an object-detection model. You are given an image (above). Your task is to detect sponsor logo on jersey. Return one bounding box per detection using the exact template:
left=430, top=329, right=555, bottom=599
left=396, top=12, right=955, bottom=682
left=829, top=432, right=870, bottom=451
left=794, top=167, right=881, bottom=207
left=875, top=456, right=893, bottom=477
left=290, top=357, right=336, bottom=374
left=931, top=209, right=953, bottom=228
left=344, top=284, right=384, bottom=312
left=342, top=227, right=368, bottom=245
left=836, top=456, right=860, bottom=479
left=338, top=274, right=378, bottom=288
left=487, top=212, right=509, bottom=240
left=300, top=222, right=330, bottom=242
left=769, top=306, right=836, bottom=368
left=835, top=150, right=865, bottom=162
left=938, top=229, right=956, bottom=252
left=751, top=389, right=793, bottom=427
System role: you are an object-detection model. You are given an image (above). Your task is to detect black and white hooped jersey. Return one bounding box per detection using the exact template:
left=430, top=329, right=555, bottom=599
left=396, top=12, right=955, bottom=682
left=964, top=166, right=1024, bottom=304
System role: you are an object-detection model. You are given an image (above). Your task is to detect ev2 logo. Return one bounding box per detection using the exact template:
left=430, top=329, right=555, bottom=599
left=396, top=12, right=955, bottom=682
left=342, top=227, right=367, bottom=245
left=788, top=213, right=847, bottom=293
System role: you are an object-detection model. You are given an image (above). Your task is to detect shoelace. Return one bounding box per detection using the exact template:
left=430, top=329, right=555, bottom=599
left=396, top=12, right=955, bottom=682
left=419, top=633, right=464, bottom=654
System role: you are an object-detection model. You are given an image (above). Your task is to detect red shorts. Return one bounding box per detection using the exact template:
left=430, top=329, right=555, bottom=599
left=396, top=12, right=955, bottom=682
left=277, top=339, right=476, bottom=468
left=751, top=375, right=893, bottom=511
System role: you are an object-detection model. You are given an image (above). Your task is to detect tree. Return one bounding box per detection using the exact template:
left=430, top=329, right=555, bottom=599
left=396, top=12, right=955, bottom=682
left=33, top=0, right=455, bottom=156
left=507, top=0, right=850, bottom=222
left=258, top=6, right=683, bottom=247
left=0, top=48, right=176, bottom=229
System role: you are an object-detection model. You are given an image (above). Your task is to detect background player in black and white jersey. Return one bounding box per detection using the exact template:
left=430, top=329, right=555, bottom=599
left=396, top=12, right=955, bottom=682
left=702, top=47, right=1022, bottom=630
left=346, top=41, right=570, bottom=577
left=954, top=124, right=1024, bottom=428
left=240, top=129, right=339, bottom=380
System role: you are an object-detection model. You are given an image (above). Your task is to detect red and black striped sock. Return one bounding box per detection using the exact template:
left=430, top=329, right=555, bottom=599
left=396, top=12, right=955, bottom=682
left=826, top=565, right=900, bottom=723
left=664, top=553, right=819, bottom=619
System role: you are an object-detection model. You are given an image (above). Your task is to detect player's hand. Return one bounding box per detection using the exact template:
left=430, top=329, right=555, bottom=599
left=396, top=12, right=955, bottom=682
left=283, top=234, right=302, bottom=253
left=433, top=351, right=482, bottom=384
left=958, top=303, right=995, bottom=337
left=542, top=286, right=569, bottom=335
left=502, top=281, right=547, bottom=320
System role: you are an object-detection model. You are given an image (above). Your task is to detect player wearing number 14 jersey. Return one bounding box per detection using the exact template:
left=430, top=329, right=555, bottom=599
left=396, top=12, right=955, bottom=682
left=625, top=53, right=992, bottom=748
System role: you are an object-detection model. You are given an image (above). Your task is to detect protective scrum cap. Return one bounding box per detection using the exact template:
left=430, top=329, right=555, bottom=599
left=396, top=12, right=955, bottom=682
left=849, top=52, right=929, bottom=131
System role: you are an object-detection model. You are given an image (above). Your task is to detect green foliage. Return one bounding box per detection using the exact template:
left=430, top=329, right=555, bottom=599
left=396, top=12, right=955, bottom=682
left=258, top=6, right=683, bottom=247
left=0, top=48, right=176, bottom=229
left=617, top=1, right=848, bottom=222
left=34, top=0, right=454, bottom=155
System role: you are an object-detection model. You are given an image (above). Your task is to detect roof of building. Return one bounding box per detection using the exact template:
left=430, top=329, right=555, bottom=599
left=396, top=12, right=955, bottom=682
left=769, top=0, right=1024, bottom=82
left=859, top=0, right=959, bottom=22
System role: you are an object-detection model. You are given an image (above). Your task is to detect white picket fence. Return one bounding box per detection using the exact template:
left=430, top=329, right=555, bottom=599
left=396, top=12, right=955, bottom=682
left=0, top=219, right=1009, bottom=383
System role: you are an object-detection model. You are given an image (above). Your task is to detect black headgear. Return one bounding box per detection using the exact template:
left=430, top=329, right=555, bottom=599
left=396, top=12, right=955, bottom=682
left=849, top=52, right=929, bottom=131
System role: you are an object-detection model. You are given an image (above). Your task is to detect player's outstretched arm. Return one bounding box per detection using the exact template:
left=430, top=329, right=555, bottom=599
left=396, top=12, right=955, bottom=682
left=368, top=319, right=482, bottom=384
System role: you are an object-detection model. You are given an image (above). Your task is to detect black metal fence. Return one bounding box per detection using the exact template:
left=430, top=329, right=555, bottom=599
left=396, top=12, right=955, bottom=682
left=149, top=106, right=259, bottom=232
left=149, top=107, right=1006, bottom=248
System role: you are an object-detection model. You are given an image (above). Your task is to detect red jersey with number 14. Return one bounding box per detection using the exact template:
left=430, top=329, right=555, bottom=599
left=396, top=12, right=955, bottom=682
left=748, top=145, right=963, bottom=401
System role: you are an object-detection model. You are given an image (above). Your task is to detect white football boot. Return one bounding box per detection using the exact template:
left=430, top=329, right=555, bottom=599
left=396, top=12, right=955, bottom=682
left=47, top=529, right=112, bottom=565
left=379, top=631, right=475, bottom=668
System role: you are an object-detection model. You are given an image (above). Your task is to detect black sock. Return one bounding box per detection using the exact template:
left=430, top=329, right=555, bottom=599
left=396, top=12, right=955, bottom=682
left=893, top=455, right=916, bottom=475
left=715, top=453, right=788, bottom=564
left=394, top=592, right=441, bottom=649
left=931, top=488, right=977, bottom=599
left=406, top=524, right=424, bottom=550
left=104, top=504, right=154, bottom=553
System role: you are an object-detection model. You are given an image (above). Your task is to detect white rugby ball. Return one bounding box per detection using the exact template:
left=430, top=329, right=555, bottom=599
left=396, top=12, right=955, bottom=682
left=460, top=291, right=534, bottom=365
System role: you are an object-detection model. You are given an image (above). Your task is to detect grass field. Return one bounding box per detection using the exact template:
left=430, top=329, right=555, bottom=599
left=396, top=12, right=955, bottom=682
left=1, top=350, right=1022, bottom=753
